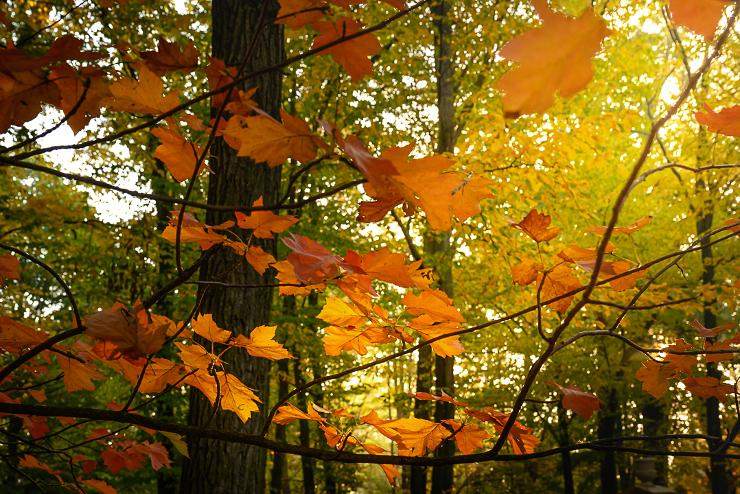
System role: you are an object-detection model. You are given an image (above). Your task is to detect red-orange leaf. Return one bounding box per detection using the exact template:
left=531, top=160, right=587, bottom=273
left=588, top=216, right=652, bottom=236
left=669, top=0, right=730, bottom=40
left=464, top=407, right=539, bottom=454
left=511, top=258, right=543, bottom=286
left=495, top=0, right=610, bottom=117
left=312, top=17, right=381, bottom=80
left=690, top=319, right=736, bottom=338
left=682, top=377, right=735, bottom=401
left=695, top=104, right=740, bottom=137
left=441, top=419, right=490, bottom=454
left=141, top=38, right=199, bottom=75
left=0, top=254, right=20, bottom=283
left=59, top=355, right=105, bottom=392
left=151, top=125, right=206, bottom=182
left=509, top=209, right=560, bottom=243
left=548, top=381, right=601, bottom=419
left=104, top=64, right=180, bottom=115
left=235, top=197, right=299, bottom=238
left=538, top=264, right=581, bottom=313
left=635, top=360, right=676, bottom=399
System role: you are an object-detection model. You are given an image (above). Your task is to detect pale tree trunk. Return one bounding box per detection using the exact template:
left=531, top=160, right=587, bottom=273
left=180, top=1, right=283, bottom=493
left=430, top=1, right=456, bottom=493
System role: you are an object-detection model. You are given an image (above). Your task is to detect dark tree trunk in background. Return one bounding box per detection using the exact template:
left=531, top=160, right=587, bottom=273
left=180, top=2, right=283, bottom=493
left=269, top=358, right=290, bottom=494
left=641, top=398, right=668, bottom=485
left=557, top=407, right=575, bottom=494
left=598, top=387, right=619, bottom=494
left=430, top=1, right=456, bottom=493
left=294, top=359, right=316, bottom=494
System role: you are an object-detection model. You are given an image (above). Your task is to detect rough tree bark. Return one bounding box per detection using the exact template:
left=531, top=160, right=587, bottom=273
left=180, top=2, right=283, bottom=493
left=429, top=1, right=456, bottom=493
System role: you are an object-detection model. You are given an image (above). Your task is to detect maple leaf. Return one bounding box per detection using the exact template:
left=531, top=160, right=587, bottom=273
left=312, top=17, right=381, bottom=80
left=136, top=441, right=173, bottom=470
left=379, top=464, right=401, bottom=486
left=441, top=419, right=490, bottom=454
left=160, top=431, right=190, bottom=458
left=413, top=391, right=469, bottom=407
left=323, top=325, right=394, bottom=356
left=682, top=377, right=735, bottom=401
left=0, top=317, right=48, bottom=354
left=104, top=64, right=181, bottom=115
left=663, top=339, right=698, bottom=374
left=84, top=302, right=167, bottom=359
left=19, top=454, right=61, bottom=481
left=0, top=254, right=20, bottom=283
left=588, top=216, right=652, bottom=236
left=140, top=37, right=199, bottom=75
left=635, top=360, right=676, bottom=399
left=185, top=369, right=261, bottom=422
left=272, top=259, right=321, bottom=295
left=107, top=357, right=184, bottom=393
left=244, top=245, right=277, bottom=275
left=690, top=319, right=736, bottom=338
left=223, top=109, right=322, bottom=166
left=317, top=297, right=368, bottom=326
left=283, top=234, right=343, bottom=284
left=362, top=412, right=451, bottom=456
left=0, top=68, right=60, bottom=133
left=464, top=407, right=540, bottom=454
left=403, top=289, right=464, bottom=323
left=205, top=56, right=238, bottom=109
left=161, top=211, right=232, bottom=250
left=22, top=415, right=50, bottom=439
left=192, top=313, right=232, bottom=343
left=235, top=197, right=299, bottom=238
left=358, top=247, right=416, bottom=287
left=495, top=0, right=610, bottom=117
left=80, top=479, right=117, bottom=494
left=538, top=264, right=581, bottom=313
left=58, top=355, right=105, bottom=392
left=548, top=381, right=601, bottom=419
left=276, top=0, right=327, bottom=29
left=669, top=0, right=730, bottom=40
left=176, top=342, right=222, bottom=371
left=704, top=340, right=735, bottom=363
left=151, top=124, right=206, bottom=182
left=50, top=65, right=111, bottom=134
left=509, top=209, right=560, bottom=243
left=273, top=403, right=325, bottom=425
left=511, top=258, right=543, bottom=286
left=695, top=104, right=740, bottom=137
left=232, top=325, right=294, bottom=360
left=408, top=315, right=465, bottom=357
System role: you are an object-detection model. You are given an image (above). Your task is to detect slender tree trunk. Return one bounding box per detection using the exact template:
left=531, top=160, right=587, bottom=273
left=411, top=346, right=434, bottom=492
left=557, top=407, right=575, bottom=494
left=430, top=1, right=456, bottom=493
left=270, top=358, right=290, bottom=494
left=696, top=185, right=733, bottom=494
left=152, top=159, right=179, bottom=494
left=294, top=359, right=316, bottom=494
left=641, top=398, right=668, bottom=485
left=180, top=2, right=283, bottom=493
left=598, top=387, right=619, bottom=494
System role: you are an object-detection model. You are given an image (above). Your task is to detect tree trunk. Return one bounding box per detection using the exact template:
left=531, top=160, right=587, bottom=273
left=269, top=358, right=290, bottom=494
left=430, top=1, right=456, bottom=493
left=294, top=359, right=316, bottom=494
left=598, top=387, right=619, bottom=494
left=696, top=185, right=733, bottom=494
left=180, top=2, right=283, bottom=493
left=557, top=407, right=575, bottom=494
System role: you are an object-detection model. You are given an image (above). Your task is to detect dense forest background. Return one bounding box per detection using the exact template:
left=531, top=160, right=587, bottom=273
left=0, top=0, right=738, bottom=493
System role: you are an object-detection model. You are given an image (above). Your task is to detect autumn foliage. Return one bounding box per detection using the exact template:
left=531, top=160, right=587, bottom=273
left=0, top=0, right=738, bottom=492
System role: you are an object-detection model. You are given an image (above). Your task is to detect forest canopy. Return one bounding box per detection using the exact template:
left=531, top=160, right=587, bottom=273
left=0, top=0, right=738, bottom=493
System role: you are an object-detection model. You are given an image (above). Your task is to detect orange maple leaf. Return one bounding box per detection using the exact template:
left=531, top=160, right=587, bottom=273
left=509, top=209, right=560, bottom=243
left=58, top=354, right=105, bottom=392
left=84, top=302, right=168, bottom=359
left=0, top=254, right=20, bottom=283
left=273, top=403, right=325, bottom=425
left=276, top=0, right=326, bottom=29
left=223, top=109, right=322, bottom=166
left=441, top=419, right=490, bottom=454
left=191, top=314, right=232, bottom=344
left=588, top=216, right=652, bottom=236
left=232, top=325, right=294, bottom=360
left=283, top=234, right=343, bottom=284
left=464, top=407, right=539, bottom=454
left=104, top=64, right=181, bottom=115
left=151, top=124, right=206, bottom=182
left=161, top=211, right=232, bottom=250
left=312, top=17, right=381, bottom=80
left=235, top=197, right=299, bottom=238
left=537, top=264, right=581, bottom=313
left=682, top=377, right=735, bottom=401
left=511, top=258, right=543, bottom=286
left=50, top=65, right=111, bottom=134
left=690, top=319, right=737, bottom=338
left=495, top=0, right=610, bottom=117
left=695, top=104, right=740, bottom=137
left=140, top=37, right=199, bottom=75
left=185, top=369, right=261, bottom=422
left=669, top=0, right=730, bottom=40
left=548, top=381, right=601, bottom=420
